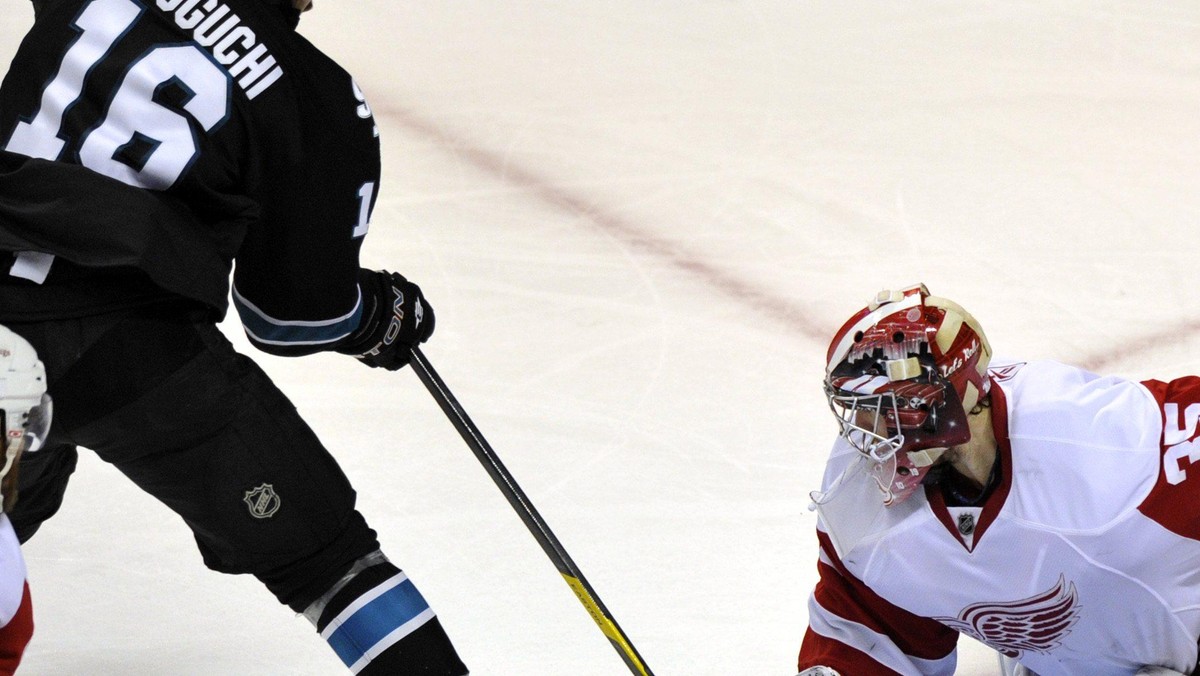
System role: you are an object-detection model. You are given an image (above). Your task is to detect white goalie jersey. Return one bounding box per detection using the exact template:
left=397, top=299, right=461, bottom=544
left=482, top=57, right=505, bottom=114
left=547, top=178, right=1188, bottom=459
left=800, top=359, right=1200, bottom=676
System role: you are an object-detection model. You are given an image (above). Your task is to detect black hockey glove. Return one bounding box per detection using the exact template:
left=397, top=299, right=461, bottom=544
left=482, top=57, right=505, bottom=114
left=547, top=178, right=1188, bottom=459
left=336, top=269, right=435, bottom=370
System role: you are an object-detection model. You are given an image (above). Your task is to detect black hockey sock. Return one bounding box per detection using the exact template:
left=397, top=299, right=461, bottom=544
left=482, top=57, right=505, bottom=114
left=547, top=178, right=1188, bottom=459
left=314, top=557, right=468, bottom=675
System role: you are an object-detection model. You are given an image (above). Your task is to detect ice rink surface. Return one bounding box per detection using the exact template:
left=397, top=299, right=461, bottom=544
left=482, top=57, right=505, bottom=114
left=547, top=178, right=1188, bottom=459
left=3, top=1, right=1200, bottom=673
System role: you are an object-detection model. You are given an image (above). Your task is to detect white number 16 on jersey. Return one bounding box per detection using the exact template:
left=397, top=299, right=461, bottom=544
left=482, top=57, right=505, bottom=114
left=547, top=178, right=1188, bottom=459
left=4, top=0, right=231, bottom=191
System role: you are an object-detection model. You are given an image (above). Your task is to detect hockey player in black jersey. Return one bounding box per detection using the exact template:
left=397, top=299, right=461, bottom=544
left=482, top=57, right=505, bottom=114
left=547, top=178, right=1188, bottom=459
left=0, top=0, right=468, bottom=673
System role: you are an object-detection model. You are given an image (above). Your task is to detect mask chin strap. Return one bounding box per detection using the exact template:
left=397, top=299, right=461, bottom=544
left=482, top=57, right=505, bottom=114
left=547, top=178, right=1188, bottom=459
left=908, top=446, right=947, bottom=468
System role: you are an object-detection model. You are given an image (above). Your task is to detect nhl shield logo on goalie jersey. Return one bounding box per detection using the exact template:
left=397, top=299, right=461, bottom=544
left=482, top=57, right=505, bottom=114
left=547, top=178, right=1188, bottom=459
left=244, top=483, right=281, bottom=519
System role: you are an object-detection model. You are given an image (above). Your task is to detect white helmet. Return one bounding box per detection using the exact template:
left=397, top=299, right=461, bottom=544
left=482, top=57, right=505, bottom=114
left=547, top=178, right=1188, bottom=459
left=0, top=326, right=51, bottom=512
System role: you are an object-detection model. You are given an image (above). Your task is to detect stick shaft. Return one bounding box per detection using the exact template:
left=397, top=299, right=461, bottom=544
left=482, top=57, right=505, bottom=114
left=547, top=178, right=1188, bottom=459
left=408, top=347, right=653, bottom=676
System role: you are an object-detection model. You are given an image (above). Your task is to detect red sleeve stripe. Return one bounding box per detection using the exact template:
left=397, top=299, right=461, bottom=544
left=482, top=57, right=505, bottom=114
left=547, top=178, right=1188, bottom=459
left=800, top=625, right=904, bottom=676
left=817, top=543, right=834, bottom=569
left=807, top=593, right=957, bottom=676
left=814, top=531, right=959, bottom=660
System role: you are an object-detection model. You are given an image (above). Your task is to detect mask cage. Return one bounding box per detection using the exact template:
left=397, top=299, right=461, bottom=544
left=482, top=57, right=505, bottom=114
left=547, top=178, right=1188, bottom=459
left=824, top=351, right=959, bottom=460
left=824, top=384, right=906, bottom=463
left=24, top=393, right=52, bottom=453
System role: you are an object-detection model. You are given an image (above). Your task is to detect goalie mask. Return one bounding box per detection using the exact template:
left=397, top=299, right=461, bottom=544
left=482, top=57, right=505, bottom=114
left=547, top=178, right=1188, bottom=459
left=824, top=284, right=991, bottom=506
left=0, top=326, right=51, bottom=513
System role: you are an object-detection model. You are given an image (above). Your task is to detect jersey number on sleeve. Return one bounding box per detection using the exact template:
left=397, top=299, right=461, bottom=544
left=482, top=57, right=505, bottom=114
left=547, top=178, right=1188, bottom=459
left=4, top=0, right=232, bottom=191
left=1163, top=402, right=1200, bottom=485
left=353, top=181, right=374, bottom=238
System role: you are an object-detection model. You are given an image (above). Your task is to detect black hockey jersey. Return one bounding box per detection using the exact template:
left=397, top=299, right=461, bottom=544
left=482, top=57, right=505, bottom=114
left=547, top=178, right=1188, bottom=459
left=0, top=0, right=382, bottom=355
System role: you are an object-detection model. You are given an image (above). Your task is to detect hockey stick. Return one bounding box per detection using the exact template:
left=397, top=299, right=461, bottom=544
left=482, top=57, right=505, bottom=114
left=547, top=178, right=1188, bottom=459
left=408, top=346, right=654, bottom=676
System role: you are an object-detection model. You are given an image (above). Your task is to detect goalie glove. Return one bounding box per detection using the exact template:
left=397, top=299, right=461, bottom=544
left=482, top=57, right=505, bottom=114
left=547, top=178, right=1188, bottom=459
left=335, top=269, right=435, bottom=371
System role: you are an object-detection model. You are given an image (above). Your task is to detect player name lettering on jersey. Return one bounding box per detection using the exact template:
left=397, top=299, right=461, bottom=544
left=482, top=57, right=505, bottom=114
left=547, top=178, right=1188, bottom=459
left=155, top=0, right=283, bottom=100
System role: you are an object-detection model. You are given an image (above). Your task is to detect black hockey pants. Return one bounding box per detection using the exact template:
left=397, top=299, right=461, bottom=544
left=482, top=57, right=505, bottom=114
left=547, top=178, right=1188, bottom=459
left=5, top=302, right=380, bottom=612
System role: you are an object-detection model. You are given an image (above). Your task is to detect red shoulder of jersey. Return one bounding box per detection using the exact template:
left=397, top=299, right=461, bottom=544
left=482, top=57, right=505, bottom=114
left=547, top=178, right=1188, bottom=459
left=1138, top=376, right=1200, bottom=540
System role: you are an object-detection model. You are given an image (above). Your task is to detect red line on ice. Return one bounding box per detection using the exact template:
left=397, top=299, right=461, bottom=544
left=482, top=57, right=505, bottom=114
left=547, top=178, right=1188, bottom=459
left=1076, top=319, right=1200, bottom=374
left=378, top=105, right=831, bottom=345
left=381, top=105, right=1199, bottom=369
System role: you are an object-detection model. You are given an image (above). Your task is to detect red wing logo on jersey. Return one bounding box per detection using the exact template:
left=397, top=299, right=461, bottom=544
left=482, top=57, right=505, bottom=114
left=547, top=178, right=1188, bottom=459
left=935, top=575, right=1080, bottom=658
left=988, top=362, right=1027, bottom=383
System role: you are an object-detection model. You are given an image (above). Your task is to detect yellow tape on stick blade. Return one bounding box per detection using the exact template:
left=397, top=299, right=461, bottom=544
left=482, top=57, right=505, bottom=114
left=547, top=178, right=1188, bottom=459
left=563, top=574, right=652, bottom=676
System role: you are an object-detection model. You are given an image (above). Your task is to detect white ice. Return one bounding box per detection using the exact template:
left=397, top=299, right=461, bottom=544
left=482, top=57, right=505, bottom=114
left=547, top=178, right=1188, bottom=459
left=3, top=2, right=1200, bottom=674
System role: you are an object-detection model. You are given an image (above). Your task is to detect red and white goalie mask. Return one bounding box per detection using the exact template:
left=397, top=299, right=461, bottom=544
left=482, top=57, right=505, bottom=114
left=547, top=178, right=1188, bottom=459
left=823, top=284, right=991, bottom=506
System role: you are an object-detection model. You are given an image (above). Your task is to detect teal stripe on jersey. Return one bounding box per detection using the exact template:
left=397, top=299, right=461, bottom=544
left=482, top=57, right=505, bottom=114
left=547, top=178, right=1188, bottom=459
left=232, top=285, right=362, bottom=346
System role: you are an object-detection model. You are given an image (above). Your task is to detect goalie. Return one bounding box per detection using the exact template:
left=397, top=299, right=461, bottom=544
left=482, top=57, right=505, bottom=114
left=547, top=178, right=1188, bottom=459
left=798, top=284, right=1200, bottom=676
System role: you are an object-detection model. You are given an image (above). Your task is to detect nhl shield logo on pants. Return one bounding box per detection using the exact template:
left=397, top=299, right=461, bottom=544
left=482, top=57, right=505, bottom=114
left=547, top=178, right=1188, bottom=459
left=244, top=483, right=281, bottom=519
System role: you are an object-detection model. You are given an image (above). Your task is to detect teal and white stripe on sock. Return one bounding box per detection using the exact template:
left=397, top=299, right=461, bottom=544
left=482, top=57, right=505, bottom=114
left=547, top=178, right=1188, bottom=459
left=320, top=571, right=436, bottom=673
